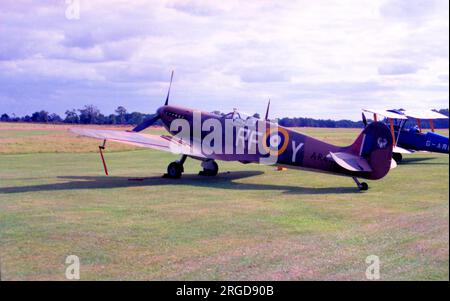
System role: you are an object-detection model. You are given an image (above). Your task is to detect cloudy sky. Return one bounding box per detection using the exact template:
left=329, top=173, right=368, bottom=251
left=0, top=0, right=448, bottom=120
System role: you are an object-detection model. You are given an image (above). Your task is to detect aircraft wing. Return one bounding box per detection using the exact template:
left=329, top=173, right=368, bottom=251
left=328, top=152, right=373, bottom=172
left=390, top=158, right=397, bottom=169
left=393, top=146, right=414, bottom=154
left=69, top=128, right=205, bottom=158
left=402, top=110, right=449, bottom=120
left=362, top=108, right=408, bottom=119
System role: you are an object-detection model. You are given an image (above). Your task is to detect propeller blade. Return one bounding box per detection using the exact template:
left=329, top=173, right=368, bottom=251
left=362, top=112, right=367, bottom=127
left=164, top=70, right=174, bottom=106
left=132, top=114, right=160, bottom=132
left=265, top=98, right=271, bottom=121
left=132, top=71, right=173, bottom=132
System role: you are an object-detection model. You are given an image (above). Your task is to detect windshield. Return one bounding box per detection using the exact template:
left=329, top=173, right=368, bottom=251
left=223, top=109, right=260, bottom=122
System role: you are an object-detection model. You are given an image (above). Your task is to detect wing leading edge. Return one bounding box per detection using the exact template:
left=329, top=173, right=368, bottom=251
left=362, top=108, right=408, bottom=119
left=403, top=110, right=449, bottom=120
left=69, top=128, right=205, bottom=158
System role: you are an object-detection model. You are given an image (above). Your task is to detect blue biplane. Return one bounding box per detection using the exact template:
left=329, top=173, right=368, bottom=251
left=362, top=108, right=449, bottom=163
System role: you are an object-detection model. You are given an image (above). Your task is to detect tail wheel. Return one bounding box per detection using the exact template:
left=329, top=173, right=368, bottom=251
left=359, top=182, right=369, bottom=191
left=167, top=162, right=183, bottom=179
left=353, top=177, right=369, bottom=191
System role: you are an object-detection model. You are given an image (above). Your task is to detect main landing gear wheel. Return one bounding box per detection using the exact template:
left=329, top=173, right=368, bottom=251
left=199, top=160, right=218, bottom=176
left=393, top=153, right=403, bottom=164
left=352, top=177, right=369, bottom=191
left=165, top=155, right=187, bottom=179
left=167, top=162, right=183, bottom=178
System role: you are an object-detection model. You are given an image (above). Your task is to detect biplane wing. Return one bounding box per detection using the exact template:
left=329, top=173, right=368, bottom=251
left=402, top=110, right=449, bottom=120
left=393, top=146, right=414, bottom=154
left=362, top=108, right=408, bottom=119
left=401, top=109, right=448, bottom=134
left=69, top=128, right=205, bottom=158
left=362, top=108, right=448, bottom=158
left=362, top=109, right=412, bottom=154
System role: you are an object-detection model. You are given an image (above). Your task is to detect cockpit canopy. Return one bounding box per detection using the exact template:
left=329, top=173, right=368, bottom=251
left=223, top=109, right=260, bottom=123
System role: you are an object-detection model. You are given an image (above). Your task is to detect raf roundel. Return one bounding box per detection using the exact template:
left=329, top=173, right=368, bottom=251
left=263, top=127, right=290, bottom=156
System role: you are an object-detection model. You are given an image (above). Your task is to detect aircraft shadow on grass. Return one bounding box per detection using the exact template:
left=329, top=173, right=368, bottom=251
left=0, top=171, right=357, bottom=195
left=399, top=157, right=448, bottom=165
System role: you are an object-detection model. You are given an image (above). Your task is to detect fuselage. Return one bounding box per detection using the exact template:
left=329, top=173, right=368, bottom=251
left=157, top=105, right=392, bottom=180
left=396, top=129, right=449, bottom=154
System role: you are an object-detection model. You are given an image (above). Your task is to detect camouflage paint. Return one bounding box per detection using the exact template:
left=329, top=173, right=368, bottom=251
left=159, top=105, right=394, bottom=180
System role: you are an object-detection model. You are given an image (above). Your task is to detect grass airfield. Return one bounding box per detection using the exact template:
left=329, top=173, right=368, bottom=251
left=0, top=123, right=448, bottom=280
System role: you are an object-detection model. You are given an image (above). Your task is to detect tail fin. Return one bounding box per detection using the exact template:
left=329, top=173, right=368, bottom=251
left=345, top=122, right=394, bottom=180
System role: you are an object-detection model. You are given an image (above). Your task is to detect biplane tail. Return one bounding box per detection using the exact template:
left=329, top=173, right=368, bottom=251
left=331, top=122, right=394, bottom=180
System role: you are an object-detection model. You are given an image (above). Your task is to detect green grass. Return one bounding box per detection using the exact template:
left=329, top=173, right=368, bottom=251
left=0, top=130, right=57, bottom=139
left=0, top=124, right=448, bottom=280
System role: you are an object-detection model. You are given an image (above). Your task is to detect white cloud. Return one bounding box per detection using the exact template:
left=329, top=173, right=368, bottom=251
left=0, top=0, right=448, bottom=119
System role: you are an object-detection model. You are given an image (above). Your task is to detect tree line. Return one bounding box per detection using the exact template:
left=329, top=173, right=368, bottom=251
left=0, top=105, right=160, bottom=126
left=278, top=109, right=449, bottom=129
left=1, top=105, right=448, bottom=128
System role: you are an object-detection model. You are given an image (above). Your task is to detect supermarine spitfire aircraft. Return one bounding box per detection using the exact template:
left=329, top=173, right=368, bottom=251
left=362, top=108, right=449, bottom=163
left=70, top=73, right=396, bottom=191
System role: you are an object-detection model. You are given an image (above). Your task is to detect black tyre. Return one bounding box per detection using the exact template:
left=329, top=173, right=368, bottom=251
left=208, top=161, right=219, bottom=176
left=203, top=161, right=218, bottom=176
left=167, top=162, right=183, bottom=179
left=359, top=182, right=369, bottom=191
left=393, top=153, right=403, bottom=163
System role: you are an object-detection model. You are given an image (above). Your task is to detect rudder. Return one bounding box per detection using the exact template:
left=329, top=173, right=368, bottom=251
left=345, top=122, right=394, bottom=180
